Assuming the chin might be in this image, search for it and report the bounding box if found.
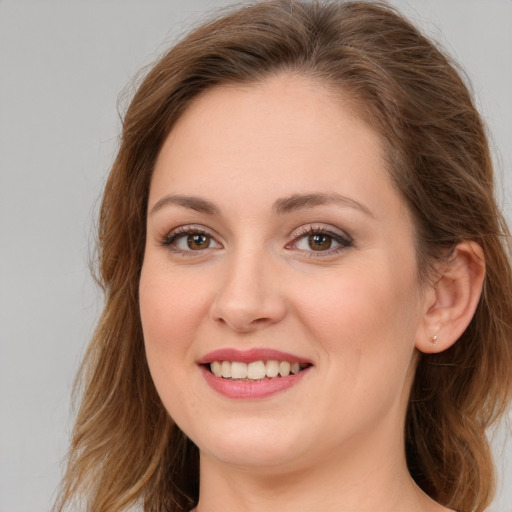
[185,416,312,470]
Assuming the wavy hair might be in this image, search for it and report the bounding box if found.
[55,2,512,511]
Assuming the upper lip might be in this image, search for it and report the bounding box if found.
[197,348,312,365]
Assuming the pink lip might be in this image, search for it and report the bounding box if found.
[197,348,313,400]
[200,365,311,399]
[197,348,310,365]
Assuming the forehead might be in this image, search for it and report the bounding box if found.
[152,75,383,187]
[150,73,408,224]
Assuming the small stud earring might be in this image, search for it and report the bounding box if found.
[430,335,438,344]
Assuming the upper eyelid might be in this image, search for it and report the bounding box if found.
[290,224,352,241]
[165,224,216,237]
[162,225,220,244]
[161,227,223,255]
[159,223,352,249]
[287,224,353,253]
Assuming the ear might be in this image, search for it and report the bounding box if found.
[416,241,485,354]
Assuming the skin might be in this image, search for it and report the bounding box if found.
[139,74,459,512]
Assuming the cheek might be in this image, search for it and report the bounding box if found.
[295,259,421,431]
[300,264,413,334]
[139,263,213,428]
[139,263,217,429]
[139,264,211,357]
[294,257,420,377]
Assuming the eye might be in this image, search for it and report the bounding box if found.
[181,233,212,250]
[162,226,222,254]
[288,226,352,255]
[298,233,335,251]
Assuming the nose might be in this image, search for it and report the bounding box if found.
[210,250,287,333]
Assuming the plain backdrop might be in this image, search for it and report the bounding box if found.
[0,1,511,511]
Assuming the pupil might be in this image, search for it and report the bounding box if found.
[188,234,209,249]
[309,234,331,250]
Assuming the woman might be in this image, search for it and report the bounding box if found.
[55,1,512,511]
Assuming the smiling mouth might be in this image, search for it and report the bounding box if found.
[207,360,312,381]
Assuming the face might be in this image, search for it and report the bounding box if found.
[140,74,427,474]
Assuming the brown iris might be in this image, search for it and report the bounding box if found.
[308,233,332,251]
[187,234,210,250]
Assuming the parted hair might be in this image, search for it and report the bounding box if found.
[55,2,512,511]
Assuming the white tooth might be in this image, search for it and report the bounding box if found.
[247,361,266,380]
[290,362,300,374]
[221,361,231,378]
[279,361,291,377]
[266,360,279,378]
[231,361,248,379]
[211,361,222,377]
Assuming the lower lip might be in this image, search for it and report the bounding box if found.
[200,365,311,399]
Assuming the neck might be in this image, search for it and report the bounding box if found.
[193,426,447,512]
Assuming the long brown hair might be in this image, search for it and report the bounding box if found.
[55,2,512,511]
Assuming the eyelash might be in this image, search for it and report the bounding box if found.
[160,225,221,256]
[160,224,352,257]
[287,226,352,257]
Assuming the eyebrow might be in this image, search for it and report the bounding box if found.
[150,194,220,216]
[149,192,372,217]
[273,193,373,217]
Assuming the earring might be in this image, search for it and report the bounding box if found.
[430,334,438,344]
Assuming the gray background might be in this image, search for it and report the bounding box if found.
[0,1,510,511]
